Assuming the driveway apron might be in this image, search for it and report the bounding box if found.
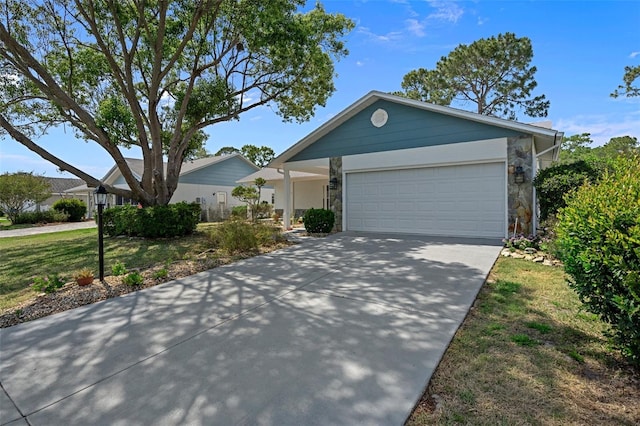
[0,232,501,425]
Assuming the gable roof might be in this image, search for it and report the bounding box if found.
[101,153,257,183]
[44,177,85,193]
[270,91,563,167]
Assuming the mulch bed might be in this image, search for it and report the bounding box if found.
[0,242,292,329]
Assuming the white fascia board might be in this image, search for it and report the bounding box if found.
[343,138,507,172]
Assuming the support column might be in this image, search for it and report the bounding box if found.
[329,157,343,232]
[283,168,291,229]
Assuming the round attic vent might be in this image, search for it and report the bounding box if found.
[371,108,388,128]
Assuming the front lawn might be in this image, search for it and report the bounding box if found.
[0,223,219,312]
[406,257,639,425]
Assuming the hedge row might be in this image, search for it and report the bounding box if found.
[101,202,201,238]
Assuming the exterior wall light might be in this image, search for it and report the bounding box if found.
[514,166,525,184]
[329,177,338,190]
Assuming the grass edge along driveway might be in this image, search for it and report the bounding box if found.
[406,256,640,426]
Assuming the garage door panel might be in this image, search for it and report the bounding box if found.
[346,163,505,238]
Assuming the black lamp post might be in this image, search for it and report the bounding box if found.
[94,185,108,281]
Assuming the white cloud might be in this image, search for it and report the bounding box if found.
[405,18,426,37]
[555,110,640,146]
[477,16,487,26]
[249,115,262,121]
[357,26,403,43]
[356,60,365,67]
[427,1,464,23]
[630,51,640,58]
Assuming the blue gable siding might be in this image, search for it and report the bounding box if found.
[179,156,258,186]
[289,100,525,162]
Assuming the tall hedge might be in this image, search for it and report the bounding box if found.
[53,198,87,222]
[102,202,201,238]
[533,160,603,221]
[556,154,640,364]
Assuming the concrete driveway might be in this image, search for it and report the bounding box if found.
[0,232,501,425]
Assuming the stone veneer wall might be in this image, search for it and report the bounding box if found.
[329,157,342,232]
[507,136,534,235]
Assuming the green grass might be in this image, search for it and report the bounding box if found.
[0,224,218,311]
[407,257,640,425]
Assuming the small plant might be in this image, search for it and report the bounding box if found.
[33,274,65,293]
[123,271,144,286]
[72,267,95,285]
[73,267,94,280]
[502,234,540,251]
[112,261,127,276]
[153,268,168,279]
[510,334,540,347]
[567,350,585,364]
[526,321,552,334]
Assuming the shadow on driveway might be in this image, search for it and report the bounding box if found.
[0,232,502,425]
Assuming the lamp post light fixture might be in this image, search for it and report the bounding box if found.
[94,185,108,281]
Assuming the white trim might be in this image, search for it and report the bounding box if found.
[343,138,507,173]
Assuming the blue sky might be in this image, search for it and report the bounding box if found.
[1,0,639,178]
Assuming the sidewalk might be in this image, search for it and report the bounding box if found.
[0,221,97,238]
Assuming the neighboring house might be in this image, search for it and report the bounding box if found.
[67,154,272,219]
[24,177,85,212]
[269,91,563,238]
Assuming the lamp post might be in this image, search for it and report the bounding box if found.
[94,185,108,281]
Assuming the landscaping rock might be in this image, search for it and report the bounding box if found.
[524,247,537,255]
[533,256,545,263]
[511,252,525,259]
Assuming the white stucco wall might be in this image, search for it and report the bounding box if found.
[342,138,508,172]
[273,180,325,211]
[172,183,274,209]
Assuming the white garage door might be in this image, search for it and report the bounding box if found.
[346,162,506,238]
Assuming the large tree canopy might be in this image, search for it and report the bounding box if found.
[0,0,353,205]
[214,144,274,167]
[396,32,549,120]
[0,172,51,222]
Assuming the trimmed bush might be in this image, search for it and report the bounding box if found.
[13,210,68,224]
[556,154,640,364]
[53,198,87,222]
[533,160,604,221]
[102,202,200,238]
[302,208,335,234]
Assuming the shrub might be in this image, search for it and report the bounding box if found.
[33,274,65,293]
[556,154,640,364]
[231,205,247,219]
[533,160,605,221]
[13,209,68,224]
[111,261,127,276]
[208,220,284,254]
[102,202,200,238]
[123,271,144,286]
[302,208,335,234]
[53,198,87,222]
[502,234,540,251]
